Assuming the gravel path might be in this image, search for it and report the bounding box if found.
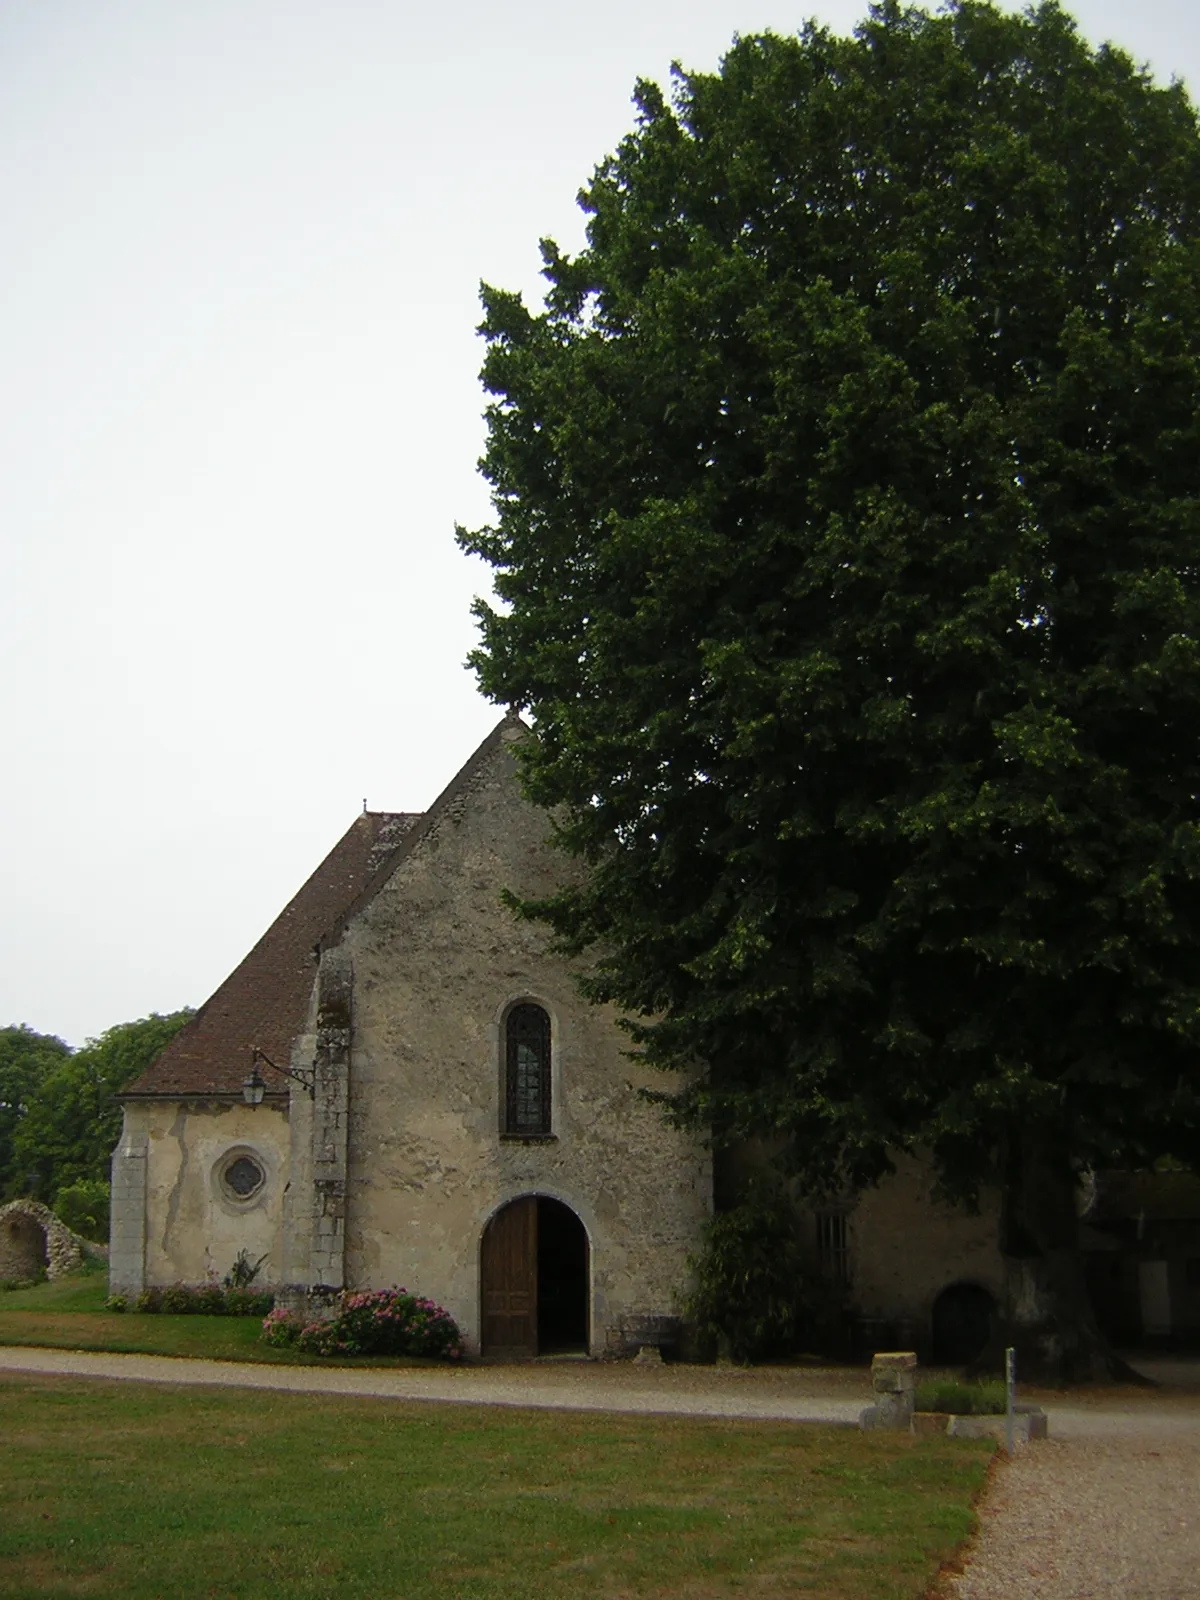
[940,1428,1200,1600]
[5,1346,1199,1595]
[0,1345,865,1422]
[940,1363,1200,1600]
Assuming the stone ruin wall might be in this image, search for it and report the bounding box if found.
[0,1199,90,1283]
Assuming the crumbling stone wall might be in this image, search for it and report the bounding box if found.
[0,1199,86,1282]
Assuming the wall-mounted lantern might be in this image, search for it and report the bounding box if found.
[242,1045,316,1106]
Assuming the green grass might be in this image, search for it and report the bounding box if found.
[915,1379,1007,1416]
[0,1272,482,1367]
[0,1372,991,1599]
[0,1267,110,1313]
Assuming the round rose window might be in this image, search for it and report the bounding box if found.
[222,1154,264,1200]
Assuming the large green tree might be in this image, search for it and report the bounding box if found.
[460,1,1200,1379]
[12,1011,192,1203]
[0,1026,72,1199]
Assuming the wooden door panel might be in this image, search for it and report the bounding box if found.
[482,1196,537,1355]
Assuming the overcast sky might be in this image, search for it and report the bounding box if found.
[3,0,1199,1048]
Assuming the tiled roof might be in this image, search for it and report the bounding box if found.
[123,811,420,1098]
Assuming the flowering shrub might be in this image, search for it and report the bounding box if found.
[130,1283,273,1317]
[261,1306,304,1348]
[261,1288,464,1360]
[224,1286,273,1317]
[296,1318,358,1358]
[335,1289,464,1358]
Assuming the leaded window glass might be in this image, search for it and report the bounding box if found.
[505,1004,551,1136]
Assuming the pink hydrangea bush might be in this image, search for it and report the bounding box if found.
[260,1288,464,1360]
[261,1305,304,1348]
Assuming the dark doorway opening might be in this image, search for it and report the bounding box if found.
[536,1197,589,1353]
[931,1282,995,1365]
[3,1212,49,1282]
[480,1194,589,1356]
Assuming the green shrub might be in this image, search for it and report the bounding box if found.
[192,1284,227,1315]
[53,1179,111,1243]
[132,1282,273,1317]
[682,1177,813,1363]
[915,1379,1006,1415]
[105,1295,128,1313]
[224,1287,273,1317]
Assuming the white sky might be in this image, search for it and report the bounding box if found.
[3,0,1199,1047]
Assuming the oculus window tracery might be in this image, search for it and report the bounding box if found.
[220,1153,265,1201]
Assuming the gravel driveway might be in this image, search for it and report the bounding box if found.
[941,1360,1200,1600]
[0,1345,865,1422]
[4,1346,1198,1596]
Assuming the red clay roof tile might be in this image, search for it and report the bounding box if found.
[123,811,419,1098]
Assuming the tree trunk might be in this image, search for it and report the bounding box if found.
[967,1122,1152,1386]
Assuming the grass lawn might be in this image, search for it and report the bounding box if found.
[0,1372,991,1600]
[0,1272,437,1367]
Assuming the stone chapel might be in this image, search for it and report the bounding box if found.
[113,715,1012,1359]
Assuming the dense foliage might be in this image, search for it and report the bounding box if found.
[460,1,1200,1376]
[113,1284,274,1317]
[0,1026,71,1200]
[7,1011,192,1208]
[52,1178,112,1243]
[682,1177,814,1361]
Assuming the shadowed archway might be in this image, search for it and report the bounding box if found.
[931,1282,996,1365]
[481,1195,589,1356]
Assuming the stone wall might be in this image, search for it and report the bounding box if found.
[111,1097,289,1294]
[289,724,712,1354]
[0,1199,87,1282]
[847,1153,1005,1339]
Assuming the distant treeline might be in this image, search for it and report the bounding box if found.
[0,1011,193,1239]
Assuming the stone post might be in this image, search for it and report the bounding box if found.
[109,1119,147,1297]
[860,1350,918,1430]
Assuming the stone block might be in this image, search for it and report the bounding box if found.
[862,1350,918,1430]
[632,1345,664,1365]
[871,1351,917,1393]
[910,1411,951,1436]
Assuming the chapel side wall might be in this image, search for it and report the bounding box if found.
[132,1099,289,1288]
[341,728,712,1353]
[848,1154,1005,1334]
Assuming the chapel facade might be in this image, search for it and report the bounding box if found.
[113,715,1012,1359]
[112,717,713,1356]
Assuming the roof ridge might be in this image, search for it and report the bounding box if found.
[316,712,527,955]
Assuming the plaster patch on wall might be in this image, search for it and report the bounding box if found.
[161,1105,191,1255]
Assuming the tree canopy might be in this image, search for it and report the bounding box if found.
[8,1011,192,1204]
[459,1,1200,1376]
[0,1025,72,1200]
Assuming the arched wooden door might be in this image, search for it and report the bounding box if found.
[481,1196,589,1357]
[481,1196,538,1355]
